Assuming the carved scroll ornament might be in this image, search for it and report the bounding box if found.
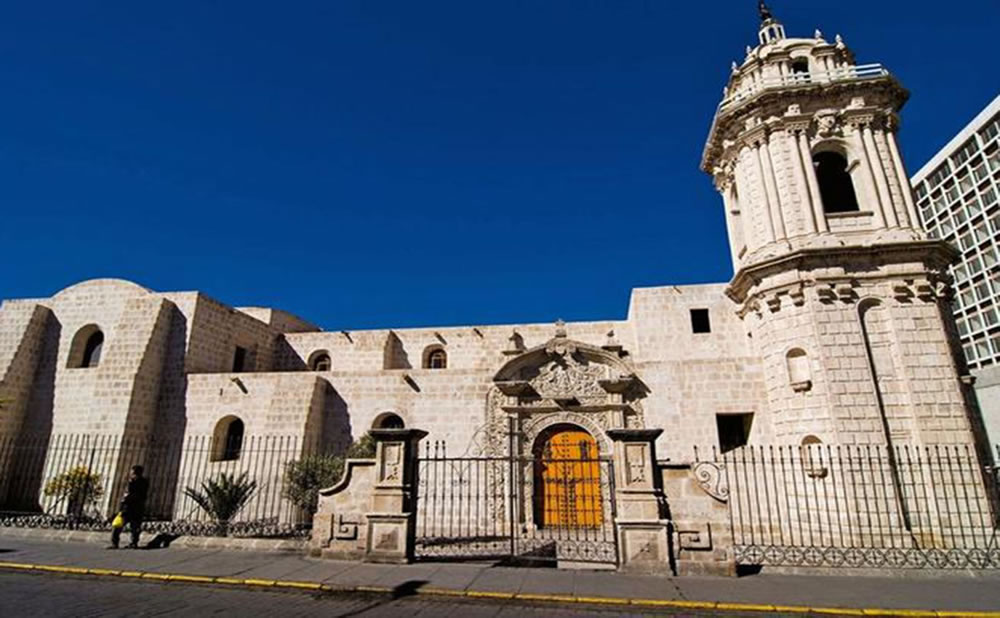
[692,461,730,502]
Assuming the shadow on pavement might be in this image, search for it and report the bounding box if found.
[328,579,429,618]
[142,534,180,550]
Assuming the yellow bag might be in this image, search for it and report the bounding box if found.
[111,512,124,529]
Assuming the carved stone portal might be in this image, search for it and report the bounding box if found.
[476,335,648,458]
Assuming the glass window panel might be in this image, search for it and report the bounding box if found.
[969,312,984,332]
[976,280,991,300]
[983,185,998,206]
[961,289,977,307]
[983,249,998,268]
[975,222,990,243]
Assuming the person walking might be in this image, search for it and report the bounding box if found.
[110,465,149,549]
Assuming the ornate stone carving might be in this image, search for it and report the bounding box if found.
[814,111,840,137]
[529,360,606,401]
[692,461,730,502]
[625,443,647,485]
[380,443,401,481]
[335,514,359,540]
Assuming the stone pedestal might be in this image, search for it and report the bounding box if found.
[606,429,671,574]
[363,428,427,563]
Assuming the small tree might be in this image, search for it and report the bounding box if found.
[283,433,377,515]
[44,466,104,518]
[184,472,257,536]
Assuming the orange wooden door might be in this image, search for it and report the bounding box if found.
[540,430,602,528]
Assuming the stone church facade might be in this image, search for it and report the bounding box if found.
[0,6,993,572]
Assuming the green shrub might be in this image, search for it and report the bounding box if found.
[283,433,377,514]
[184,472,257,536]
[44,466,104,517]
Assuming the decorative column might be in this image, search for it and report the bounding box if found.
[883,118,922,230]
[796,131,828,233]
[606,429,671,573]
[861,123,899,227]
[749,144,778,244]
[848,123,888,228]
[762,133,789,239]
[363,428,427,563]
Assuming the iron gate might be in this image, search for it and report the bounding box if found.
[414,441,618,566]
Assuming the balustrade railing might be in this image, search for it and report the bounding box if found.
[719,63,891,113]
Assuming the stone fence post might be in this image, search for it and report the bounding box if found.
[606,429,672,573]
[310,428,426,563]
[364,428,427,563]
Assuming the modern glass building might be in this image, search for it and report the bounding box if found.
[912,94,1000,370]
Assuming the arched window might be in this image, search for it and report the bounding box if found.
[813,151,860,213]
[786,348,812,391]
[373,412,405,429]
[68,325,105,369]
[309,351,331,372]
[212,416,245,461]
[424,347,447,369]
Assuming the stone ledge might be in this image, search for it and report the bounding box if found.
[0,526,307,553]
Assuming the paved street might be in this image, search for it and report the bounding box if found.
[2,533,1000,615]
[1,571,769,617]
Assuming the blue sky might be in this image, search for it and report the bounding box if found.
[1,1,998,329]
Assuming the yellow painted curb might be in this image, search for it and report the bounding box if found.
[0,562,35,570]
[214,577,244,585]
[772,605,814,614]
[140,572,171,581]
[274,580,323,591]
[717,602,776,612]
[243,578,276,587]
[354,585,392,593]
[813,608,866,616]
[167,574,215,584]
[630,599,717,610]
[514,593,578,603]
[87,568,121,576]
[416,587,467,597]
[936,613,1000,618]
[118,570,144,578]
[862,609,937,617]
[35,565,89,575]
[575,595,630,605]
[466,590,515,600]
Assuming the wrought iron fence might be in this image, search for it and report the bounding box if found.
[0,433,326,538]
[696,444,1000,569]
[415,441,618,565]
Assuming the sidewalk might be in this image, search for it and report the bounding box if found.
[1,533,999,615]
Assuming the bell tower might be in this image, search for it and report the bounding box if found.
[702,3,980,447]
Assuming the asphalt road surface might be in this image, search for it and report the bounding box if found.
[0,571,785,617]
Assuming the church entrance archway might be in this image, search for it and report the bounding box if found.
[533,425,603,529]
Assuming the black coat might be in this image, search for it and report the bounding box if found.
[121,477,149,516]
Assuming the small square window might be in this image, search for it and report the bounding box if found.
[690,309,711,334]
[717,413,754,453]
